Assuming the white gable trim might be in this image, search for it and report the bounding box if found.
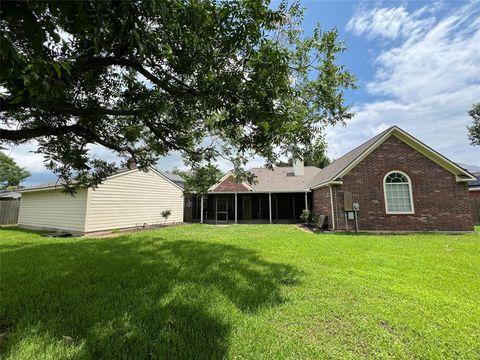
[208,171,254,192]
[330,126,476,184]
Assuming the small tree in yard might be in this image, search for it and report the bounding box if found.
[161,209,172,226]
[0,151,30,189]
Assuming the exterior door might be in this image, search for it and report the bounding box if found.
[242,196,252,220]
[216,197,228,223]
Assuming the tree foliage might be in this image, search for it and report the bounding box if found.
[0,151,30,189]
[468,103,480,146]
[171,164,222,196]
[275,139,330,168]
[0,0,355,190]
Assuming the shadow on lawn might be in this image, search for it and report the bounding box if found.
[0,233,300,359]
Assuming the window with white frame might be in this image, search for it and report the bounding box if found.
[384,171,414,214]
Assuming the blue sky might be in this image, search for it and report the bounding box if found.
[7,0,480,186]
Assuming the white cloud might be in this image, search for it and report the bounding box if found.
[346,4,437,40]
[335,2,480,166]
[6,144,48,173]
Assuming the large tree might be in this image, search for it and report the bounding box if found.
[275,138,330,168]
[468,103,480,146]
[0,151,30,189]
[0,0,355,191]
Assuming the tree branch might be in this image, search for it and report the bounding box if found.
[1,124,82,141]
[84,57,200,96]
[52,104,139,117]
[0,97,139,116]
[0,123,135,156]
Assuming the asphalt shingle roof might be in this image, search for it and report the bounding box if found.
[306,127,393,188]
[248,166,322,192]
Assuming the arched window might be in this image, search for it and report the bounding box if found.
[384,171,414,214]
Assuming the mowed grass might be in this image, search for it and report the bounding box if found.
[0,225,479,359]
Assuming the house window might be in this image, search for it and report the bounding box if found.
[384,171,414,214]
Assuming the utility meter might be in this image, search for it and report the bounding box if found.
[352,203,360,211]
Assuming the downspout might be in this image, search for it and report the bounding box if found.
[334,187,339,230]
[200,195,204,223]
[329,186,335,230]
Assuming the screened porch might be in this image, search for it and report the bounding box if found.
[184,192,312,224]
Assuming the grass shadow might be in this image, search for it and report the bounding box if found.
[0,234,300,359]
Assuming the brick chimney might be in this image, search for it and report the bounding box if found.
[293,159,304,176]
[126,158,137,170]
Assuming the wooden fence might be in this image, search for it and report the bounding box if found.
[471,199,480,225]
[0,199,20,225]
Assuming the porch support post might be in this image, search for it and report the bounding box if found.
[292,194,295,219]
[269,192,272,224]
[235,193,238,224]
[200,195,204,223]
[304,191,308,210]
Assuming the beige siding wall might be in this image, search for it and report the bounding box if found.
[18,189,88,232]
[85,170,183,232]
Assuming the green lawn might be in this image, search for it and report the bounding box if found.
[1,225,479,359]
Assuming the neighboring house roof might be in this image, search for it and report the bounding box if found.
[456,164,480,190]
[468,172,480,189]
[0,190,21,199]
[19,167,184,193]
[160,172,185,188]
[16,180,67,192]
[458,163,480,173]
[309,126,476,189]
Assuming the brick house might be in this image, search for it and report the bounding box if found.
[188,126,475,232]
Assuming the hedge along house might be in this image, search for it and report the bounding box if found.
[197,126,476,231]
[18,168,184,235]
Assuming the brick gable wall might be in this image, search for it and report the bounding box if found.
[213,176,250,192]
[313,135,473,231]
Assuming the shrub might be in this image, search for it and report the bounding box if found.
[161,209,172,225]
[300,209,315,225]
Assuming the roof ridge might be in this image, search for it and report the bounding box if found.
[321,127,392,170]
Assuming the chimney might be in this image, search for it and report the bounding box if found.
[126,158,137,170]
[293,159,304,176]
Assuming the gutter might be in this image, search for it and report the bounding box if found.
[310,180,343,190]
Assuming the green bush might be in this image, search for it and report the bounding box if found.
[300,209,315,225]
[161,209,172,225]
